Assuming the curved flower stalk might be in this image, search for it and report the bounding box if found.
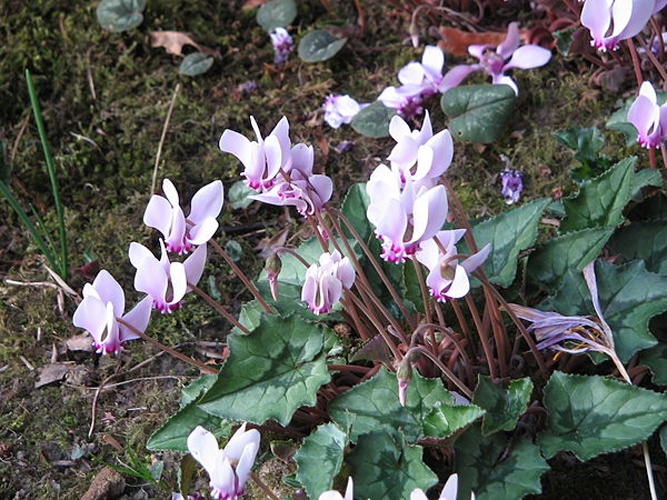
[219,116,292,191]
[387,111,454,185]
[323,94,366,128]
[627,81,667,148]
[366,165,448,263]
[378,45,451,119]
[319,477,354,500]
[72,270,152,355]
[187,424,260,500]
[415,230,491,302]
[129,241,207,313]
[144,179,224,254]
[581,0,656,51]
[302,250,356,315]
[442,22,552,94]
[411,474,475,500]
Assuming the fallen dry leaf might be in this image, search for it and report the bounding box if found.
[148,31,219,58]
[81,465,125,500]
[437,27,514,56]
[66,333,94,352]
[35,361,76,388]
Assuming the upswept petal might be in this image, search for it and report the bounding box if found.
[189,180,224,226]
[611,0,652,42]
[188,218,219,246]
[183,243,208,289]
[187,426,224,481]
[134,254,168,306]
[504,45,552,70]
[143,195,173,239]
[119,295,152,341]
[421,45,445,75]
[497,22,521,59]
[92,269,125,316]
[440,64,480,91]
[408,184,448,245]
[445,264,471,299]
[420,129,453,178]
[581,0,612,47]
[234,439,260,491]
[389,114,412,142]
[73,295,108,340]
[461,243,491,274]
[628,94,657,138]
[128,242,153,269]
[218,129,253,166]
[442,473,461,500]
[290,143,314,176]
[162,178,179,207]
[224,423,260,460]
[492,75,518,95]
[398,61,427,86]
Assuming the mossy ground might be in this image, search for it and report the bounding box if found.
[0,1,658,498]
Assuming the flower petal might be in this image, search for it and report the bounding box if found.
[189,180,224,226]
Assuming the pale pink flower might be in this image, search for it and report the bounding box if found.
[581,0,655,51]
[319,477,354,500]
[301,250,355,315]
[323,94,365,128]
[627,81,667,148]
[411,474,475,500]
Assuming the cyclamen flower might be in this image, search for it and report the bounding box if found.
[323,94,365,128]
[411,474,475,500]
[442,22,552,94]
[129,240,207,313]
[500,169,524,205]
[187,424,260,500]
[581,0,657,51]
[387,111,454,184]
[415,230,490,302]
[270,27,294,65]
[73,270,152,355]
[627,81,667,148]
[144,179,224,254]
[319,477,354,500]
[366,165,448,263]
[301,250,355,315]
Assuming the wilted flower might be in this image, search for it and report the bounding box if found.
[415,230,490,302]
[129,241,207,313]
[442,22,552,94]
[301,250,355,315]
[73,270,152,355]
[144,179,224,254]
[187,424,260,500]
[627,81,667,148]
[581,0,656,51]
[500,169,524,205]
[319,477,354,500]
[411,474,475,500]
[323,94,365,128]
[367,165,448,263]
[270,27,294,65]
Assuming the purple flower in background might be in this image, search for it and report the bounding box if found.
[270,27,294,65]
[129,241,207,313]
[301,250,355,315]
[627,81,667,148]
[187,424,260,500]
[73,270,152,355]
[323,94,365,128]
[144,179,224,254]
[442,22,552,94]
[319,477,354,500]
[581,0,656,51]
[500,169,524,205]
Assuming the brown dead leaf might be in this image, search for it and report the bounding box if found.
[35,361,76,388]
[243,0,268,8]
[66,333,94,352]
[148,31,219,58]
[81,465,125,500]
[437,27,514,56]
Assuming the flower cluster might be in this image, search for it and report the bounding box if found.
[73,179,223,351]
[302,250,355,315]
[323,94,367,128]
[270,27,294,65]
[220,116,332,216]
[187,424,260,500]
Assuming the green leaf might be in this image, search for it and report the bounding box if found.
[0,139,9,185]
[560,157,653,232]
[441,84,516,143]
[422,403,485,439]
[552,126,612,182]
[227,180,255,210]
[197,313,331,426]
[456,425,549,500]
[96,0,145,32]
[340,183,372,242]
[351,101,396,138]
[607,220,667,277]
[473,376,533,436]
[256,0,297,32]
[328,367,453,443]
[298,30,347,62]
[640,342,667,386]
[348,431,438,500]
[178,52,214,76]
[469,198,551,287]
[526,227,613,292]
[294,423,349,499]
[539,371,667,461]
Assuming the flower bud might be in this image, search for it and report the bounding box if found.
[396,356,413,407]
[266,253,282,301]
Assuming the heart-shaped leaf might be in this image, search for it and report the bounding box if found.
[298,29,347,62]
[96,0,145,32]
[351,101,396,138]
[256,0,297,32]
[179,52,214,76]
[441,84,516,143]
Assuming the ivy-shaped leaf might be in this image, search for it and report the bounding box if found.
[298,30,347,62]
[256,0,297,32]
[473,376,533,436]
[640,342,667,386]
[329,367,453,443]
[422,403,485,439]
[179,52,214,76]
[539,371,667,461]
[351,101,396,138]
[607,220,667,277]
[96,0,145,32]
[456,424,549,500]
[348,431,438,500]
[197,313,331,425]
[468,198,551,287]
[340,182,372,242]
[294,423,349,499]
[441,84,516,143]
